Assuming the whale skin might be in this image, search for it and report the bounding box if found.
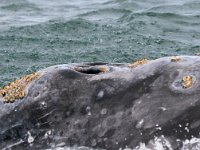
[0,56,200,149]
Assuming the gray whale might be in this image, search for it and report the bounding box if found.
[0,56,200,149]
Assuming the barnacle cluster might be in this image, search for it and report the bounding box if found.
[98,66,109,73]
[128,58,148,68]
[182,75,193,89]
[171,56,181,62]
[0,72,40,103]
[195,53,200,56]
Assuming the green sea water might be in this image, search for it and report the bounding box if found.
[0,0,200,86]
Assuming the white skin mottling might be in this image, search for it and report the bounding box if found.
[101,108,107,115]
[86,106,91,116]
[185,127,189,133]
[136,119,144,129]
[97,90,104,99]
[27,131,34,144]
[159,107,167,111]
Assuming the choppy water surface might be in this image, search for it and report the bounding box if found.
[1,1,200,149]
[0,0,200,85]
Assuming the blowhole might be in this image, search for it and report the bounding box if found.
[74,66,109,75]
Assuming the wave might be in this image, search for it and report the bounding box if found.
[0,0,40,11]
[78,8,131,23]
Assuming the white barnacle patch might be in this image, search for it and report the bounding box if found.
[134,136,200,150]
[145,136,173,150]
[27,131,34,144]
[182,137,200,149]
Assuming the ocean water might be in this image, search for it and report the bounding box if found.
[0,0,200,86]
[1,1,200,149]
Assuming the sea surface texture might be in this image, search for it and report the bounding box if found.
[0,0,200,85]
[1,1,200,150]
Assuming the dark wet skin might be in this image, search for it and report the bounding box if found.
[0,56,200,150]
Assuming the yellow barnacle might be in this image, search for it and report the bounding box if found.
[0,89,5,95]
[0,72,40,103]
[19,92,25,98]
[182,75,193,89]
[14,79,19,84]
[5,95,10,101]
[25,76,31,82]
[10,82,15,86]
[171,56,181,62]
[11,90,15,95]
[99,66,109,73]
[128,58,148,68]
[12,84,17,89]
[4,98,9,103]
[3,85,10,91]
[10,95,15,101]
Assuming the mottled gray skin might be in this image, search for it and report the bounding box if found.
[0,56,200,150]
